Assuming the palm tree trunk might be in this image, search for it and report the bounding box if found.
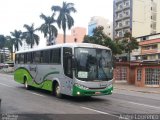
[49,32,51,45]
[16,45,19,51]
[63,29,66,43]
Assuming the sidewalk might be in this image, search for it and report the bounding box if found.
[114,81,160,94]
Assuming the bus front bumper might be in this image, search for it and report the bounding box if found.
[72,85,113,96]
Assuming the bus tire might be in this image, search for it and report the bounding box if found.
[24,77,30,90]
[54,83,62,98]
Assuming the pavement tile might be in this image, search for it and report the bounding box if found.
[114,82,160,94]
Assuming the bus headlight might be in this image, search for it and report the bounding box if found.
[77,92,80,95]
[75,83,89,90]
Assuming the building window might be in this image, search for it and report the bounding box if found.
[142,55,147,60]
[119,31,123,37]
[149,55,156,60]
[141,36,149,41]
[145,68,160,85]
[119,13,123,18]
[119,22,122,27]
[152,44,157,49]
[137,69,142,81]
[126,1,130,6]
[125,21,129,25]
[125,10,130,16]
[119,4,123,9]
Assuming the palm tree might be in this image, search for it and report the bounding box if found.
[10,30,23,51]
[0,35,6,49]
[23,24,40,48]
[39,13,58,45]
[5,36,14,61]
[51,2,76,43]
[0,35,6,62]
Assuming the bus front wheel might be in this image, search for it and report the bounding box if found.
[54,83,62,98]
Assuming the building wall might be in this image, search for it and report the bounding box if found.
[88,16,113,39]
[56,27,86,44]
[157,0,160,33]
[132,0,150,37]
[132,0,159,37]
[113,0,160,38]
[133,33,160,61]
[113,0,131,38]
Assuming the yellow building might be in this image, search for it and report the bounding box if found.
[113,0,160,38]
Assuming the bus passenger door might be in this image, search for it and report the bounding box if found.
[63,47,73,95]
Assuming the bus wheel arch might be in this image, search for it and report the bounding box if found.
[52,80,62,98]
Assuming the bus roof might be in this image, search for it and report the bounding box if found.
[16,43,111,54]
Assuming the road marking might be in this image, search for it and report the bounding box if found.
[110,96,160,110]
[0,82,13,88]
[30,92,45,97]
[81,106,125,119]
[128,101,160,110]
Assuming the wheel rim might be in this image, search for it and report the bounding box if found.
[55,85,60,96]
[25,81,28,88]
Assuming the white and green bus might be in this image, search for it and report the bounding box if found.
[14,43,113,97]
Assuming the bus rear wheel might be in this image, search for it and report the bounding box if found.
[54,83,62,98]
[24,78,30,90]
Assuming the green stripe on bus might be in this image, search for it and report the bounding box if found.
[14,68,59,91]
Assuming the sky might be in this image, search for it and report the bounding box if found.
[0,0,113,36]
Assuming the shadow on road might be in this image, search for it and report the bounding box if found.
[17,86,108,103]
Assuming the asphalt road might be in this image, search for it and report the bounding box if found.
[0,73,160,120]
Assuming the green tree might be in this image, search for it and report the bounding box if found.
[0,35,6,62]
[83,26,123,55]
[0,35,6,49]
[121,32,139,61]
[51,2,76,43]
[10,30,23,51]
[39,13,58,45]
[5,36,14,61]
[23,24,40,48]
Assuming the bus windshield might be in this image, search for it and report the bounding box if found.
[75,48,113,81]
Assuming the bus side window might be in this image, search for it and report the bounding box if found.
[27,52,33,64]
[24,53,27,64]
[19,54,24,64]
[34,51,41,63]
[50,48,61,64]
[42,50,50,63]
[63,47,73,78]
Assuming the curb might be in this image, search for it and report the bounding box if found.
[114,87,160,94]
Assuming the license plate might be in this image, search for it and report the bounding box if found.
[95,92,101,94]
